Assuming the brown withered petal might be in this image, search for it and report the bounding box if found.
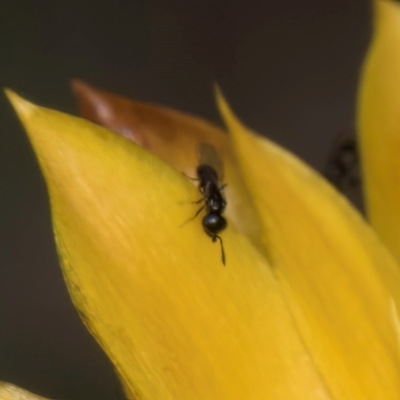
[71,79,230,177]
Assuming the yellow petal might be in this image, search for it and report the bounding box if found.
[217,90,400,399]
[7,91,334,399]
[0,382,49,400]
[358,0,400,264]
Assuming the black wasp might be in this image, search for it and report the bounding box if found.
[324,135,360,191]
[189,143,227,265]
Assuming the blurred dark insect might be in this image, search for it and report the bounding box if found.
[324,132,361,192]
[324,130,364,212]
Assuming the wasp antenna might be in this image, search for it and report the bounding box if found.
[213,235,226,266]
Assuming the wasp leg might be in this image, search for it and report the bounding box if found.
[191,198,204,204]
[180,204,206,227]
[178,198,204,205]
[182,172,200,181]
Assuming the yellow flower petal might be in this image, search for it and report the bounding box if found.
[217,90,400,399]
[0,382,49,400]
[358,0,400,264]
[7,91,334,399]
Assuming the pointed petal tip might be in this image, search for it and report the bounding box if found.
[71,78,95,96]
[70,78,99,104]
[213,83,227,112]
[4,89,36,120]
[70,77,86,89]
[0,382,48,400]
[214,85,247,137]
[213,81,223,100]
[70,78,113,121]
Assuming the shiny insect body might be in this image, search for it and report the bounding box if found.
[192,143,227,265]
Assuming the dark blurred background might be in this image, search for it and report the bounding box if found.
[0,0,370,399]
